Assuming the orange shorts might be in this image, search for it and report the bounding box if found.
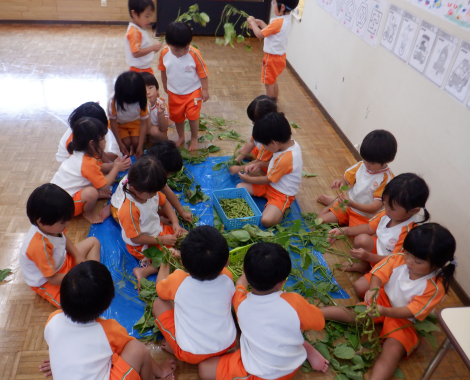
[217,349,299,380]
[119,119,142,139]
[261,53,286,85]
[30,253,75,308]
[252,184,295,213]
[130,66,154,75]
[126,224,175,260]
[73,190,84,216]
[329,201,369,227]
[155,309,236,364]
[110,353,140,380]
[168,88,202,123]
[361,288,419,357]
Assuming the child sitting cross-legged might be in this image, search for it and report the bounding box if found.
[40,261,177,380]
[198,242,328,380]
[152,225,237,365]
[237,112,302,227]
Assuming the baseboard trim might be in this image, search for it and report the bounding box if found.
[0,19,128,25]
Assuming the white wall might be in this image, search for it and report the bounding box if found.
[287,1,470,294]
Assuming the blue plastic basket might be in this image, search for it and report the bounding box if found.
[213,188,262,230]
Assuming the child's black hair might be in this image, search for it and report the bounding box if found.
[124,155,167,195]
[403,223,456,294]
[252,112,291,146]
[61,261,115,324]
[114,71,147,112]
[140,72,159,90]
[128,0,155,17]
[180,225,229,281]
[247,95,277,123]
[244,242,291,291]
[67,117,107,158]
[27,184,75,226]
[275,0,300,14]
[146,141,183,174]
[360,129,397,165]
[382,173,430,222]
[68,102,108,130]
[165,22,193,49]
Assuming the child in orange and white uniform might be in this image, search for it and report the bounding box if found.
[230,95,278,175]
[322,223,457,380]
[198,243,328,380]
[152,226,236,365]
[159,22,209,151]
[237,112,302,227]
[51,117,131,224]
[108,71,149,158]
[140,72,170,142]
[247,0,299,99]
[19,184,101,308]
[125,0,162,74]
[117,156,184,287]
[40,261,177,379]
[328,173,430,291]
[318,129,397,226]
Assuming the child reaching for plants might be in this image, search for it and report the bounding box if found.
[230,95,277,175]
[322,223,457,380]
[51,117,131,224]
[318,130,397,226]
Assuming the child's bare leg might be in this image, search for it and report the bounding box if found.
[265,82,279,99]
[188,119,199,151]
[122,136,132,152]
[303,341,329,373]
[236,182,254,195]
[369,338,406,380]
[261,205,284,228]
[353,276,370,299]
[317,194,336,206]
[120,339,177,380]
[74,237,101,263]
[134,265,159,289]
[131,136,140,154]
[81,187,103,224]
[149,126,169,142]
[99,204,111,221]
[104,152,118,161]
[318,209,340,224]
[175,122,185,147]
[342,234,374,272]
[152,296,176,355]
[321,306,356,323]
[198,357,222,380]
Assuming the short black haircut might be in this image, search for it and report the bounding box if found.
[27,184,75,226]
[140,72,159,90]
[360,129,397,165]
[128,0,155,17]
[247,95,277,123]
[125,155,167,194]
[244,243,291,291]
[276,0,300,13]
[68,102,107,130]
[114,71,147,112]
[67,117,108,157]
[180,225,229,281]
[252,112,292,145]
[165,22,193,49]
[146,141,183,174]
[61,261,115,324]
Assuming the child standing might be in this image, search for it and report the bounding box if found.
[51,117,130,224]
[108,71,149,158]
[237,112,302,227]
[152,226,237,364]
[126,0,162,74]
[198,242,328,380]
[159,22,210,151]
[40,261,177,379]
[322,223,457,380]
[140,72,170,142]
[318,130,397,226]
[247,0,299,99]
[19,184,101,308]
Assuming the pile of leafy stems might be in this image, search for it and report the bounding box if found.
[215,5,252,51]
[212,144,243,172]
[199,113,248,143]
[178,145,221,165]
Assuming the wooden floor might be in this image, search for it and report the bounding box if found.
[0,24,467,380]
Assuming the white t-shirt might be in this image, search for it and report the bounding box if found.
[107,92,149,125]
[149,98,170,126]
[267,140,303,196]
[124,22,154,69]
[110,175,127,209]
[261,15,292,56]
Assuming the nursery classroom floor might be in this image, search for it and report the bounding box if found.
[0,23,467,380]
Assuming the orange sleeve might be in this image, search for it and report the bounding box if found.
[233,285,248,315]
[99,318,136,355]
[140,105,149,119]
[370,254,404,286]
[81,156,107,189]
[373,171,393,199]
[407,279,445,321]
[25,233,57,278]
[158,191,166,206]
[118,199,141,239]
[261,18,283,37]
[392,223,416,254]
[46,309,64,326]
[126,25,142,53]
[267,151,293,183]
[368,210,386,232]
[221,267,234,282]
[344,162,362,185]
[156,269,189,300]
[189,48,209,78]
[257,146,273,162]
[280,292,325,331]
[158,47,169,71]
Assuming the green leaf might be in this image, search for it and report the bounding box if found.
[301,360,313,373]
[205,134,214,141]
[341,185,349,191]
[301,171,318,177]
[0,268,12,282]
[237,34,245,43]
[314,342,331,360]
[200,12,210,22]
[290,122,301,129]
[212,162,225,171]
[354,305,367,314]
[333,343,355,360]
[393,368,404,379]
[245,45,252,52]
[342,369,364,380]
[230,230,251,242]
[215,37,223,46]
[335,375,349,380]
[291,219,302,233]
[414,319,440,333]
[351,355,364,368]
[418,330,438,350]
[207,144,221,153]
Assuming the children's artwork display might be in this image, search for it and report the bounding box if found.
[407,0,470,30]
[393,12,420,61]
[445,41,470,102]
[363,0,389,47]
[424,31,459,87]
[408,21,439,73]
[381,5,404,51]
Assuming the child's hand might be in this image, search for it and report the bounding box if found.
[238,172,250,182]
[364,289,378,306]
[157,101,166,115]
[236,273,249,288]
[159,234,177,246]
[181,210,193,223]
[153,41,162,52]
[244,163,258,173]
[350,248,368,261]
[172,225,186,238]
[135,146,144,159]
[114,155,131,172]
[159,358,177,378]
[39,358,52,377]
[331,179,343,189]
[247,16,256,23]
[337,192,350,203]
[327,228,343,243]
[202,89,210,102]
[119,143,130,157]
[236,153,246,163]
